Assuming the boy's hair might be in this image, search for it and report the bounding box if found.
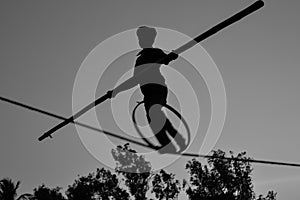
[136,26,157,41]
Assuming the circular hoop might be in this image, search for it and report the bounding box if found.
[132,101,191,152]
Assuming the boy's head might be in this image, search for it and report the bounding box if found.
[136,26,157,48]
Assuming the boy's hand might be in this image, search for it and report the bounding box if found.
[162,51,179,65]
[168,51,178,61]
[107,90,117,99]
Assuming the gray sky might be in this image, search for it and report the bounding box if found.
[1,0,300,199]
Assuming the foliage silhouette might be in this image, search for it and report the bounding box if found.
[31,185,66,200]
[1,145,277,200]
[66,168,129,200]
[185,150,276,200]
[0,178,32,200]
[111,143,182,200]
[257,191,277,200]
[151,169,181,200]
[112,143,153,199]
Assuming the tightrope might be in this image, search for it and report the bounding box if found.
[1,96,300,168]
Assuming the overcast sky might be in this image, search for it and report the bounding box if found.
[1,0,300,199]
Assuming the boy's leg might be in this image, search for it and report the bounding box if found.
[164,119,186,152]
[145,103,176,152]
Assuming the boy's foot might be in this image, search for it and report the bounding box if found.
[157,144,177,154]
[175,135,187,153]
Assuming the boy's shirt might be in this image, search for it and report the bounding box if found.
[134,48,168,87]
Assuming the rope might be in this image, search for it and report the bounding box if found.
[1,95,300,168]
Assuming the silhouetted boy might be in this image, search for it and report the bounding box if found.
[108,26,186,153]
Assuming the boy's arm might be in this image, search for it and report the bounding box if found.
[161,51,179,65]
[108,76,139,98]
[107,50,178,98]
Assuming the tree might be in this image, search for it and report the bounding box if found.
[32,184,66,200]
[111,143,181,200]
[66,168,129,200]
[184,149,277,200]
[1,147,277,200]
[151,169,181,200]
[112,143,152,200]
[0,178,32,200]
[257,191,277,200]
